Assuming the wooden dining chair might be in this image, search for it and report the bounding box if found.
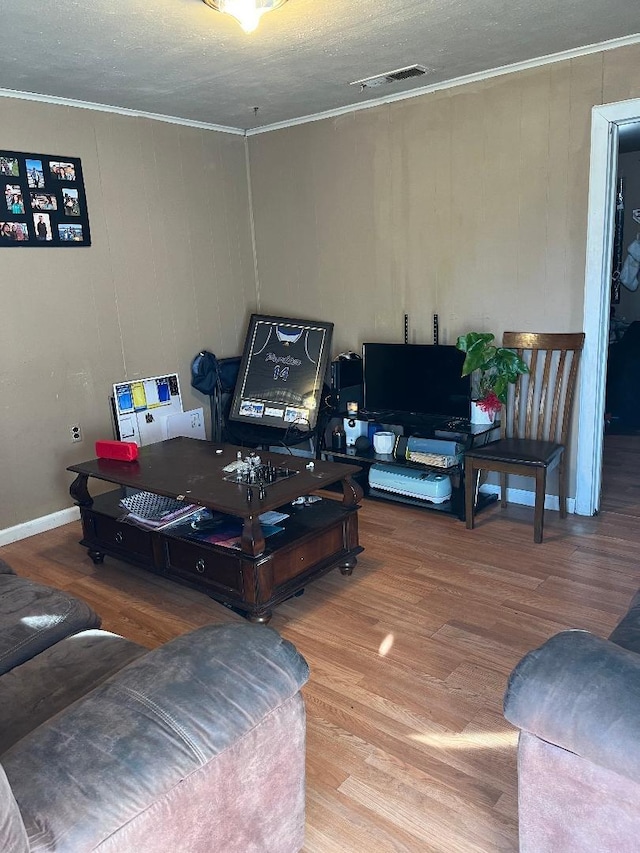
[464,332,585,543]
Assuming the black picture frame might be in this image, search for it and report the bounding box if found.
[229,314,334,431]
[0,150,91,246]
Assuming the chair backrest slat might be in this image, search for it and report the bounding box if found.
[561,350,581,445]
[506,349,524,439]
[524,348,539,440]
[537,349,554,440]
[549,349,567,440]
[502,332,585,445]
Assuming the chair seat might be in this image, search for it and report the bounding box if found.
[465,438,564,468]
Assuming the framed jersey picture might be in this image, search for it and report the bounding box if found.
[229,314,334,430]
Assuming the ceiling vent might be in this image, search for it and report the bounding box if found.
[351,64,430,90]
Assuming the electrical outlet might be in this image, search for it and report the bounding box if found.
[70,424,82,443]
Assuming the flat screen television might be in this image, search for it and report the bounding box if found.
[362,343,470,419]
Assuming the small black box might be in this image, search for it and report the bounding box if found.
[330,358,363,391]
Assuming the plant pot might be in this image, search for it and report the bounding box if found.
[470,400,496,425]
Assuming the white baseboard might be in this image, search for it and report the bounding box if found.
[0,506,80,547]
[480,485,576,514]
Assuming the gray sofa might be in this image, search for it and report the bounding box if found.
[504,590,640,852]
[0,558,309,852]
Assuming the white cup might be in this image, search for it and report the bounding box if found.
[373,431,395,454]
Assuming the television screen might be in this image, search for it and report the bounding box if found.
[362,343,470,418]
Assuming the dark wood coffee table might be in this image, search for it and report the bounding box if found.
[68,437,363,623]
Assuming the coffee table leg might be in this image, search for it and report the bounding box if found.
[341,475,364,506]
[240,516,266,557]
[339,556,357,576]
[247,608,272,624]
[88,550,105,564]
[69,473,92,506]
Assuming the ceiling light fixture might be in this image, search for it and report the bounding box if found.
[202,0,289,34]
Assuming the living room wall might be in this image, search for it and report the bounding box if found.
[247,43,640,501]
[0,98,255,533]
[3,42,640,536]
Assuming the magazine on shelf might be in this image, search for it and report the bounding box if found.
[208,523,284,550]
[118,491,203,530]
[167,512,284,549]
[118,491,287,544]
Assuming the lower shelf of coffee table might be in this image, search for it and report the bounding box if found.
[78,489,362,622]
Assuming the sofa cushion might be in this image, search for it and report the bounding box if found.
[608,588,640,653]
[0,629,147,755]
[0,574,100,675]
[0,559,16,576]
[0,763,28,853]
[2,623,309,852]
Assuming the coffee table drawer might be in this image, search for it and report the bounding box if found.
[84,512,154,560]
[272,523,346,585]
[165,538,244,595]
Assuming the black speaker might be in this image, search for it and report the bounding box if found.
[330,357,363,390]
[330,358,363,412]
[354,435,371,453]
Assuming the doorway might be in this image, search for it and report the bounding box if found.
[600,133,640,515]
[576,99,640,516]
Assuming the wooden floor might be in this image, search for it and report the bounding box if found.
[3,469,640,852]
[601,433,640,517]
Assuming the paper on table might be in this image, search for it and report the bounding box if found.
[259,510,290,524]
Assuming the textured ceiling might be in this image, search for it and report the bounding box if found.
[1,0,639,133]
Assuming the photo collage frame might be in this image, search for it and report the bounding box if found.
[0,150,91,246]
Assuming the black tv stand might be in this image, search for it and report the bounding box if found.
[322,414,498,520]
[358,409,473,437]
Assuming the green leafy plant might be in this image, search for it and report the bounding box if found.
[456,332,529,414]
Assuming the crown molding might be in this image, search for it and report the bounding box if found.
[246,32,640,136]
[1,31,639,137]
[0,87,245,135]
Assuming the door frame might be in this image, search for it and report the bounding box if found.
[576,99,640,515]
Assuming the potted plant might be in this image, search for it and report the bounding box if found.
[456,332,529,423]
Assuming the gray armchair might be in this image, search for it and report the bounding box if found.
[0,561,309,852]
[504,627,640,852]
